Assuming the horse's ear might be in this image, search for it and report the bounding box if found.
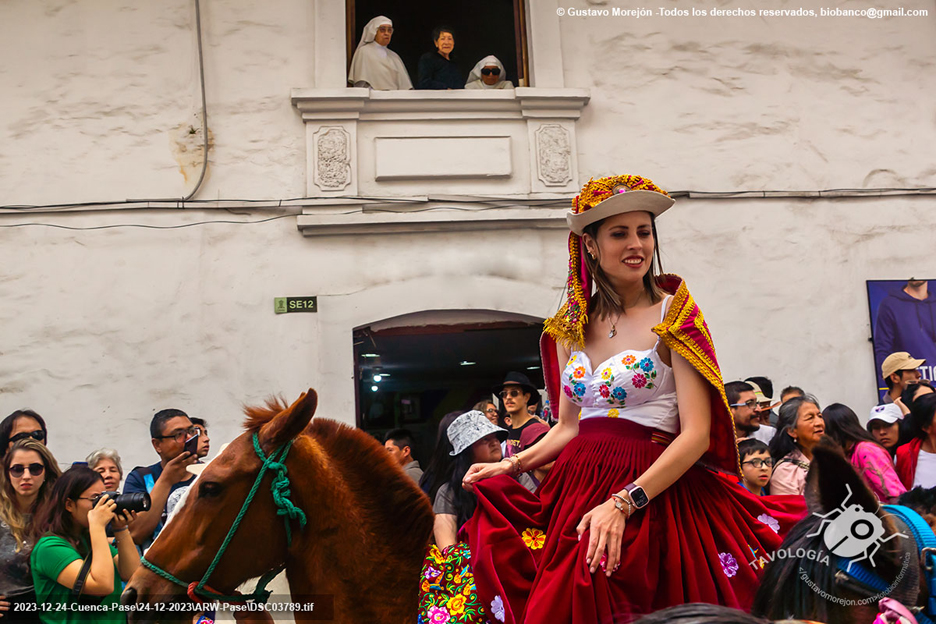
[259,389,318,451]
[804,435,878,514]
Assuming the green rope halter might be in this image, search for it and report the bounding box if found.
[141,432,307,604]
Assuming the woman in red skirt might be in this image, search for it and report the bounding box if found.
[461,175,806,623]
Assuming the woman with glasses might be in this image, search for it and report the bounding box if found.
[0,410,48,457]
[30,467,139,623]
[822,403,905,503]
[348,15,413,90]
[0,439,61,621]
[461,175,806,623]
[768,396,825,495]
[465,55,512,90]
[473,400,500,426]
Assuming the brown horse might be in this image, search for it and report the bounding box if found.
[122,390,434,623]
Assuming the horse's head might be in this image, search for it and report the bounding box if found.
[752,437,920,624]
[123,390,318,619]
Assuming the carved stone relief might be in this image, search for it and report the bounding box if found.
[534,124,572,187]
[313,126,351,191]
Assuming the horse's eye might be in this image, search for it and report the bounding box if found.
[199,481,221,498]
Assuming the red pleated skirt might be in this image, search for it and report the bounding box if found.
[461,418,807,624]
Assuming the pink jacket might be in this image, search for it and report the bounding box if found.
[850,441,906,502]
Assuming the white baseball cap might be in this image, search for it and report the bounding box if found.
[868,403,902,425]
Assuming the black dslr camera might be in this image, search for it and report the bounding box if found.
[90,491,151,513]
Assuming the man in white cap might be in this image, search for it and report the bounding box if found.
[881,351,925,405]
[867,404,903,457]
[348,16,413,90]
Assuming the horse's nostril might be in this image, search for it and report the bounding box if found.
[120,586,138,606]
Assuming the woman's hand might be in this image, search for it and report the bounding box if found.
[111,509,137,532]
[462,459,512,492]
[576,499,627,577]
[87,494,118,530]
[0,595,10,618]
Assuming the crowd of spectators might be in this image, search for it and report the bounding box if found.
[0,348,930,621]
[0,407,211,620]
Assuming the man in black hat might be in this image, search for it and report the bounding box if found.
[494,372,550,469]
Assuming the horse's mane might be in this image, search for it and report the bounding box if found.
[301,418,433,555]
[241,397,433,565]
[243,396,289,432]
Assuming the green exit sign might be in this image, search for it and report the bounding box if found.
[274,297,318,314]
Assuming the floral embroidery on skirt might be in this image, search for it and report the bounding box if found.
[418,542,489,624]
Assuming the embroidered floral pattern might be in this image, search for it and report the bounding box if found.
[447,595,467,616]
[491,596,506,623]
[719,552,739,578]
[418,543,489,623]
[521,528,546,550]
[608,408,620,418]
[757,514,780,534]
[428,606,450,623]
[563,345,667,412]
[622,356,657,390]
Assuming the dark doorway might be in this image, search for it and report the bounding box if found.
[348,0,528,87]
[354,314,544,468]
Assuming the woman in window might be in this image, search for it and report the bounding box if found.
[0,439,61,621]
[348,16,413,90]
[465,55,513,90]
[417,27,464,90]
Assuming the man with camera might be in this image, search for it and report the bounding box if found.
[123,409,199,550]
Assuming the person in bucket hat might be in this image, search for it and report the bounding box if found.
[459,175,806,622]
[417,411,531,623]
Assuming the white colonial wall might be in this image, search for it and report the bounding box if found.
[1,0,934,469]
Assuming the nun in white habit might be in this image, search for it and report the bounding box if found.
[348,16,413,90]
[465,55,513,90]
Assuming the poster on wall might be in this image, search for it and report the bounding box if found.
[867,278,936,402]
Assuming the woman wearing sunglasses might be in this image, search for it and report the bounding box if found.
[31,467,139,623]
[465,55,512,90]
[0,438,61,621]
[0,410,48,457]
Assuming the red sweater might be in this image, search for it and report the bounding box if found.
[896,437,923,489]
